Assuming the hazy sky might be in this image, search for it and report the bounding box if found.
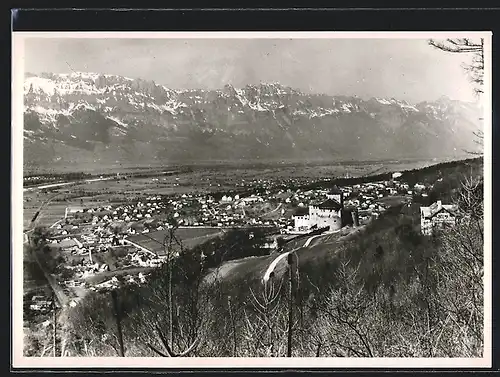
[24,37,478,103]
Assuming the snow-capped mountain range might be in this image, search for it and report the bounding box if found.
[23,72,482,168]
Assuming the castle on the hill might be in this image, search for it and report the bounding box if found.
[293,187,357,233]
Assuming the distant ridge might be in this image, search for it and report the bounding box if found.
[23,72,482,169]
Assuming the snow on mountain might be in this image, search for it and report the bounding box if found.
[25,76,59,96]
[106,115,128,127]
[376,97,393,106]
[22,72,483,168]
[25,72,427,123]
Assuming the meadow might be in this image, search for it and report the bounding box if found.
[128,228,224,255]
[21,157,442,230]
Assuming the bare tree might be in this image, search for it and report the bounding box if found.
[432,208,484,357]
[313,257,378,357]
[286,252,296,357]
[428,38,485,151]
[413,175,485,357]
[146,222,206,357]
[455,173,484,221]
[110,290,125,357]
[227,295,238,356]
[242,276,288,357]
[428,38,484,97]
[147,324,201,357]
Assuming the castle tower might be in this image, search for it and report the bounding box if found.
[326,185,344,208]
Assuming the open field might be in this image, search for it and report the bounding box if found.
[23,156,457,176]
[128,227,225,254]
[22,188,131,230]
[23,200,67,230]
[204,254,273,284]
[21,158,446,230]
[23,161,180,176]
[376,195,412,207]
[202,230,348,286]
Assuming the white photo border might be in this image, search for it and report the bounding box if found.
[11,30,493,369]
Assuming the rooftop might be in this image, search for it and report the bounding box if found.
[294,207,309,216]
[328,185,343,194]
[318,198,342,211]
[420,200,458,219]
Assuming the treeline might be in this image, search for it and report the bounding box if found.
[400,157,482,187]
[412,157,483,207]
[24,172,92,180]
[302,157,483,191]
[305,173,392,190]
[23,172,93,187]
[208,186,270,201]
[122,170,182,179]
[22,173,85,185]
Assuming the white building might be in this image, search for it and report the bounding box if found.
[414,183,426,191]
[293,207,311,233]
[64,206,85,219]
[420,200,458,236]
[242,196,259,203]
[293,187,344,233]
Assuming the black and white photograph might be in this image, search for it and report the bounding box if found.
[12,31,492,368]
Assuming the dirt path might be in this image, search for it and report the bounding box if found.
[262,232,329,283]
[261,227,351,283]
[261,203,283,217]
[28,248,69,308]
[203,255,268,284]
[262,250,292,282]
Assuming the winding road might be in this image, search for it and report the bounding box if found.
[262,232,328,283]
[23,176,115,193]
[261,227,349,284]
[27,246,70,308]
[262,250,292,282]
[261,203,283,217]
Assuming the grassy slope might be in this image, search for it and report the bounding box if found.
[198,156,484,295]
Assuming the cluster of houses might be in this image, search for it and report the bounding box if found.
[291,174,459,235]
[234,177,313,191]
[89,272,149,293]
[28,295,52,312]
[24,176,47,183]
[23,175,60,185]
[290,176,412,233]
[37,200,178,300]
[37,190,291,300]
[30,169,461,308]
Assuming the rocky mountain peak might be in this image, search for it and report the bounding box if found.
[22,72,483,169]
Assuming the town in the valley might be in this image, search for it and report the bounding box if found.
[24,169,457,315]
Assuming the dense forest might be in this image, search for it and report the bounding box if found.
[304,157,482,191]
